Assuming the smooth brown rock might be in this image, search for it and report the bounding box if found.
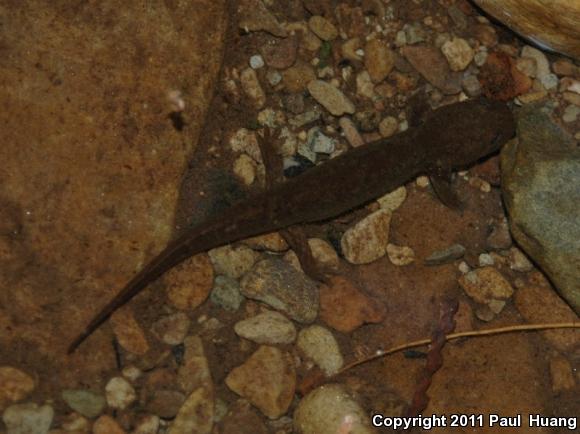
[473,0,580,59]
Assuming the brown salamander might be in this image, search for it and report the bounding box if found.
[68,98,515,353]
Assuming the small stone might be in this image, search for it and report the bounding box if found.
[508,247,533,272]
[294,384,376,434]
[151,312,190,346]
[297,325,343,376]
[550,356,576,393]
[308,238,339,271]
[266,69,282,86]
[563,91,580,106]
[121,365,142,382]
[356,71,376,100]
[110,307,150,356]
[105,377,136,410]
[353,109,380,132]
[447,4,467,29]
[0,367,34,409]
[210,275,244,312]
[342,38,362,62]
[488,298,506,315]
[61,389,106,419]
[60,413,90,432]
[474,304,496,322]
[462,74,481,96]
[540,73,559,90]
[244,232,288,252]
[283,63,316,93]
[240,68,266,109]
[93,415,126,434]
[133,415,160,434]
[341,208,391,264]
[441,37,474,71]
[229,128,262,162]
[145,389,186,419]
[261,36,298,69]
[177,336,213,395]
[208,244,259,279]
[425,244,466,265]
[234,310,296,344]
[473,24,498,47]
[386,244,415,266]
[515,57,537,78]
[233,154,257,185]
[552,59,579,77]
[166,253,213,311]
[378,116,399,138]
[308,16,338,41]
[458,267,514,304]
[2,403,54,434]
[416,175,430,187]
[249,54,264,69]
[169,386,214,434]
[225,346,296,419]
[458,261,470,274]
[339,117,365,148]
[376,186,406,212]
[364,39,395,83]
[478,253,494,266]
[308,80,355,116]
[320,276,385,333]
[402,45,462,94]
[562,104,580,123]
[402,23,427,45]
[240,258,318,323]
[521,46,550,80]
[307,127,336,154]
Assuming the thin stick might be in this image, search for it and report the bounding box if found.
[339,322,580,374]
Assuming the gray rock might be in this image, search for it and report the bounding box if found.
[211,275,244,311]
[62,389,106,419]
[240,258,319,323]
[501,104,580,314]
[234,310,297,344]
[425,244,466,265]
[2,403,53,434]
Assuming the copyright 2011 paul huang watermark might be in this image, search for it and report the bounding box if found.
[371,414,578,431]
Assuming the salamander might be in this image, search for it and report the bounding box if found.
[68,97,515,353]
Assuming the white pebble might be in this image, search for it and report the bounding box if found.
[249,54,265,69]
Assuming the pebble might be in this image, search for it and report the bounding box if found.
[473,24,498,47]
[516,57,537,78]
[342,37,362,62]
[233,154,257,185]
[478,253,494,266]
[0,367,34,409]
[60,412,90,432]
[540,73,559,90]
[339,117,365,148]
[61,389,105,419]
[308,80,355,116]
[307,127,336,154]
[401,23,427,45]
[260,36,298,69]
[341,208,391,264]
[249,54,264,69]
[234,310,297,344]
[552,59,580,77]
[177,336,213,395]
[105,377,136,410]
[356,71,376,99]
[289,110,321,128]
[402,45,462,94]
[166,253,214,311]
[169,387,213,434]
[241,258,318,323]
[508,247,533,272]
[297,325,343,376]
[208,244,259,279]
[221,400,268,434]
[225,346,296,419]
[364,39,395,83]
[378,116,399,138]
[210,275,244,311]
[283,63,316,93]
[2,403,54,434]
[563,91,580,106]
[133,415,160,434]
[229,128,262,162]
[121,365,142,382]
[266,69,282,86]
[521,46,550,81]
[549,356,576,393]
[145,389,186,419]
[458,267,514,305]
[424,244,466,265]
[110,307,150,355]
[377,186,406,212]
[151,312,190,346]
[319,276,386,333]
[562,104,580,123]
[244,232,288,252]
[238,0,287,37]
[240,67,266,109]
[308,16,338,41]
[386,244,415,266]
[462,74,482,96]
[308,238,340,271]
[441,37,474,71]
[294,384,375,434]
[93,415,126,434]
